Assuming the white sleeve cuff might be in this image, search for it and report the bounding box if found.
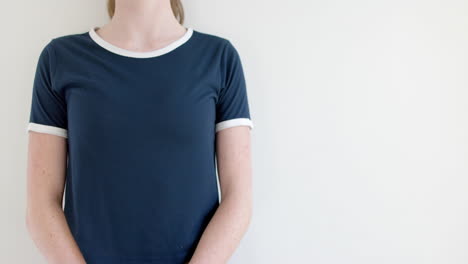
[215,118,253,132]
[27,122,68,138]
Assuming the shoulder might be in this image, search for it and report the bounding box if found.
[191,29,229,45]
[51,30,89,46]
[35,29,92,80]
[35,31,85,66]
[43,29,91,56]
[191,28,240,55]
[36,29,94,68]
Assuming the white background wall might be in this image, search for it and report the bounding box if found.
[1,0,467,263]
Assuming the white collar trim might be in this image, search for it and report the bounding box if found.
[88,26,193,58]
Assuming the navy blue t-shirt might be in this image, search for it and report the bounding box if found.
[27,26,253,264]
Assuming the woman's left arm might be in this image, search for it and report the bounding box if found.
[189,126,253,264]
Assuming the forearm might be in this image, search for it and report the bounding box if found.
[189,194,252,264]
[26,202,86,264]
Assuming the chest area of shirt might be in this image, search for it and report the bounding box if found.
[62,64,220,141]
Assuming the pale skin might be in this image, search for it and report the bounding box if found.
[25,1,253,263]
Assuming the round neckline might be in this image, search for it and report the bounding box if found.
[88,26,193,58]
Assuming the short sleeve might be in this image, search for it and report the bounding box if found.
[27,40,68,138]
[215,40,253,133]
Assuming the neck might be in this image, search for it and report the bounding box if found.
[103,0,184,41]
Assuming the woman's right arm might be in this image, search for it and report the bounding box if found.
[26,131,86,264]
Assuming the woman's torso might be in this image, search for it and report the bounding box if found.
[49,27,230,263]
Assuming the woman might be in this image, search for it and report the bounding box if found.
[25,0,254,263]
